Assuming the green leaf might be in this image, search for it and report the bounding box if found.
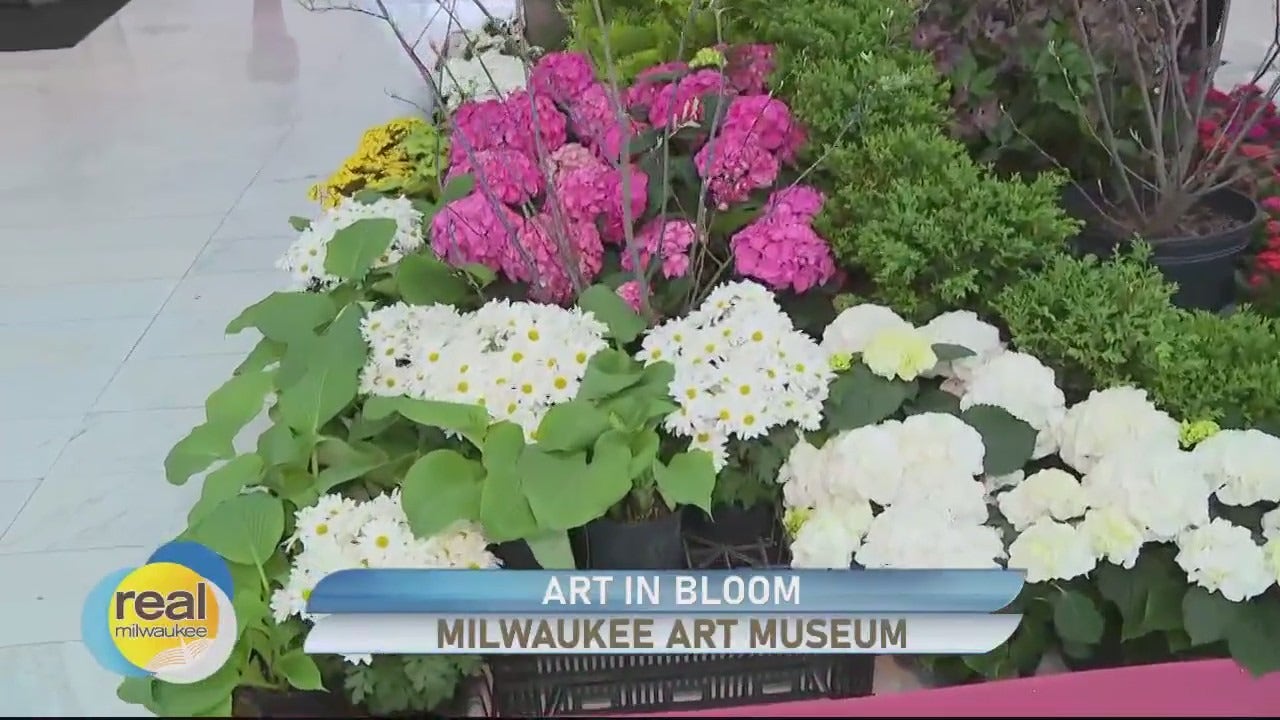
[525,530,577,569]
[654,448,716,513]
[288,216,311,231]
[461,262,497,286]
[164,423,236,486]
[522,440,631,530]
[535,400,613,452]
[277,306,367,434]
[441,172,476,203]
[1096,549,1187,640]
[236,338,285,375]
[401,449,484,537]
[188,454,264,525]
[823,364,915,431]
[1226,596,1280,676]
[362,396,489,446]
[960,404,1038,476]
[205,369,274,435]
[278,649,326,691]
[323,218,397,281]
[479,422,539,543]
[907,385,962,416]
[578,284,647,344]
[397,254,473,306]
[577,348,644,401]
[226,291,337,344]
[232,589,268,639]
[932,343,976,362]
[116,677,155,708]
[1183,586,1245,646]
[627,430,661,480]
[1052,589,1105,645]
[256,422,307,466]
[151,657,240,716]
[190,492,285,566]
[314,438,390,494]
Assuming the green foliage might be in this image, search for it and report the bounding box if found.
[344,655,482,716]
[728,0,1079,321]
[564,0,719,81]
[995,249,1280,423]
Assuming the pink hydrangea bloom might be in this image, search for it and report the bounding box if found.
[450,92,569,168]
[430,192,523,272]
[722,95,805,163]
[502,90,569,157]
[594,116,650,165]
[568,83,619,140]
[552,163,614,224]
[621,218,698,279]
[616,280,647,312]
[1263,196,1280,214]
[764,185,825,223]
[530,51,597,106]
[730,215,836,293]
[446,149,543,205]
[693,133,780,208]
[649,69,734,128]
[507,213,605,304]
[722,44,775,95]
[548,143,605,182]
[600,166,649,244]
[624,61,688,111]
[449,98,511,162]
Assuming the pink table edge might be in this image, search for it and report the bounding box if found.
[617,659,1280,717]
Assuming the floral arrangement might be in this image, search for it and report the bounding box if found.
[307,117,448,208]
[273,492,495,715]
[780,302,1280,679]
[278,196,427,291]
[436,20,529,112]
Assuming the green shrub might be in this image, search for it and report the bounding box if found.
[729,0,1078,321]
[995,249,1280,424]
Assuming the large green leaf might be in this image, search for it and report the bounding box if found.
[401,449,484,538]
[187,454,264,525]
[578,284,647,344]
[653,448,716,513]
[577,349,645,400]
[277,306,367,435]
[150,660,241,716]
[1095,549,1186,640]
[164,424,236,486]
[226,291,337,343]
[1226,595,1280,676]
[362,396,489,446]
[521,440,632,530]
[1051,589,1105,645]
[313,438,391,494]
[205,369,274,431]
[478,422,539,542]
[323,218,397,281]
[1182,585,1245,647]
[524,529,577,569]
[960,404,1038,476]
[534,400,613,452]
[397,253,474,306]
[278,649,326,691]
[823,364,915,431]
[190,492,285,567]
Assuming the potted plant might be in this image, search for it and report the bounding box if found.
[1045,0,1276,311]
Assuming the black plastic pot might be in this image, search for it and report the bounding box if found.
[492,540,541,569]
[684,503,777,546]
[584,513,687,570]
[1061,185,1261,311]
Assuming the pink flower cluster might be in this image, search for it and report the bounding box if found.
[692,95,805,208]
[730,185,836,293]
[621,219,698,279]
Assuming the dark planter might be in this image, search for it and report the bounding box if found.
[233,688,354,718]
[1061,185,1261,311]
[492,539,542,569]
[684,503,777,546]
[522,0,571,50]
[584,512,687,569]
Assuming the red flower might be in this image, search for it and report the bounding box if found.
[1241,143,1273,160]
[1266,220,1280,236]
[1256,250,1280,271]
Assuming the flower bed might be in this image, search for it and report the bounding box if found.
[118,1,1280,717]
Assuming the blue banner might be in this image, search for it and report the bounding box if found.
[307,569,1024,615]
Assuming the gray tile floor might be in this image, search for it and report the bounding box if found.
[0,0,1273,715]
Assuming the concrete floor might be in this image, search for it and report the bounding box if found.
[0,0,1274,715]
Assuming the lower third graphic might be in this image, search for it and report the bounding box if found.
[82,541,238,684]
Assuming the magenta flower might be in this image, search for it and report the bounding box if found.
[1263,196,1280,215]
[530,51,597,106]
[621,218,698,279]
[508,213,605,304]
[624,61,688,111]
[722,95,805,163]
[649,69,734,128]
[693,133,780,208]
[430,193,523,273]
[616,280,647,312]
[763,185,825,223]
[446,149,543,205]
[600,166,649,244]
[548,143,605,182]
[723,43,775,95]
[730,215,836,293]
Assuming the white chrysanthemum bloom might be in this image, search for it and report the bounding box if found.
[960,352,1067,459]
[996,468,1087,531]
[820,303,912,357]
[919,310,1005,382]
[825,422,905,506]
[439,50,528,111]
[359,299,609,440]
[861,325,938,382]
[1263,507,1280,541]
[1007,518,1098,583]
[1082,444,1210,542]
[855,504,1006,569]
[893,472,990,525]
[983,470,1025,501]
[1264,538,1280,584]
[777,438,842,509]
[894,411,987,480]
[643,281,834,470]
[270,492,499,656]
[1055,387,1181,474]
[277,196,425,290]
[1078,507,1145,569]
[1175,519,1274,602]
[1192,429,1280,506]
[788,501,875,569]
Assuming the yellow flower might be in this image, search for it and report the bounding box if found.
[690,47,726,69]
[783,507,811,539]
[827,352,853,372]
[309,117,434,207]
[861,326,937,381]
[1179,419,1221,448]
